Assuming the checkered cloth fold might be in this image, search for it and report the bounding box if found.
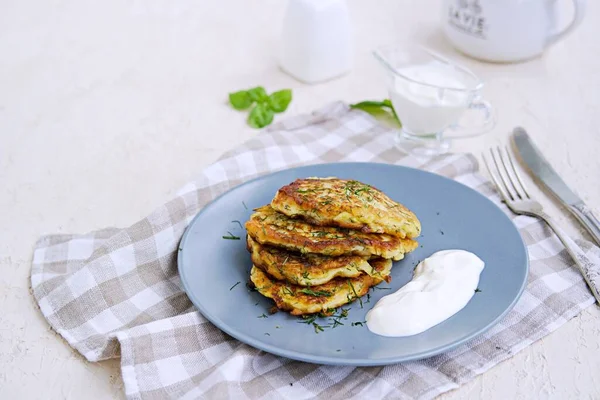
[31,102,599,399]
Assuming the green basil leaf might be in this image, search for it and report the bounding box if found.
[248,103,274,129]
[382,99,401,126]
[248,87,268,102]
[268,89,292,113]
[228,90,253,110]
[351,104,392,118]
[350,99,402,127]
[350,100,389,109]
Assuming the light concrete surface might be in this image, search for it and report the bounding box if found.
[1,0,599,398]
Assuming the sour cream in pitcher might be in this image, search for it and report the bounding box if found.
[389,60,471,135]
[366,250,484,337]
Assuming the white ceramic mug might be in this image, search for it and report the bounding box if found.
[441,0,587,63]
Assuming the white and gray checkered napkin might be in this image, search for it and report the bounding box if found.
[31,102,600,399]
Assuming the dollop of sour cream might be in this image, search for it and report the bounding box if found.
[366,250,484,337]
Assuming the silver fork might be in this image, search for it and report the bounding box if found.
[482,146,600,306]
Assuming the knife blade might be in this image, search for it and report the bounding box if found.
[512,126,600,246]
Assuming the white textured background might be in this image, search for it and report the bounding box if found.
[1,0,599,398]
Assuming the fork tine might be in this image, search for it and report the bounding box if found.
[482,151,511,202]
[490,147,517,201]
[496,146,526,200]
[504,145,531,199]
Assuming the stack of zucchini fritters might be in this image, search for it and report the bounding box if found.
[244,177,421,316]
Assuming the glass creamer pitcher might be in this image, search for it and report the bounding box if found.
[374,45,495,156]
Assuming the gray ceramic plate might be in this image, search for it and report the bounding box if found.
[178,162,528,366]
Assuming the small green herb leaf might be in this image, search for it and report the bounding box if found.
[231,220,244,230]
[229,281,241,291]
[222,231,241,240]
[229,90,253,110]
[282,286,295,296]
[248,103,274,129]
[313,322,325,333]
[268,89,292,113]
[227,87,293,129]
[247,86,268,102]
[347,280,363,308]
[475,288,482,293]
[350,99,401,127]
[351,100,389,109]
[298,288,332,297]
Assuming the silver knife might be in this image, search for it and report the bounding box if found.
[512,126,600,246]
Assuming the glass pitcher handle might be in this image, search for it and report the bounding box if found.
[444,96,496,139]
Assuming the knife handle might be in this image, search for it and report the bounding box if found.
[543,215,600,306]
[570,203,600,247]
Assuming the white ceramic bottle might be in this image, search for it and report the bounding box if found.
[279,0,353,84]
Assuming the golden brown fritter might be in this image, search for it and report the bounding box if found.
[247,235,388,286]
[271,177,421,238]
[249,258,393,315]
[245,205,418,261]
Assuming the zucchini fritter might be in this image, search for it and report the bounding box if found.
[271,177,421,238]
[250,258,393,315]
[247,235,387,286]
[245,205,417,261]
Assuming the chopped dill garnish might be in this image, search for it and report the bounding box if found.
[299,314,318,325]
[336,349,341,352]
[369,264,382,277]
[231,220,244,230]
[302,271,310,280]
[298,288,332,297]
[242,201,248,210]
[351,321,365,327]
[298,315,329,333]
[264,333,270,336]
[327,308,349,328]
[297,308,350,334]
[475,288,482,293]
[258,313,268,319]
[282,286,294,296]
[347,280,363,308]
[222,231,240,240]
[229,281,241,290]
